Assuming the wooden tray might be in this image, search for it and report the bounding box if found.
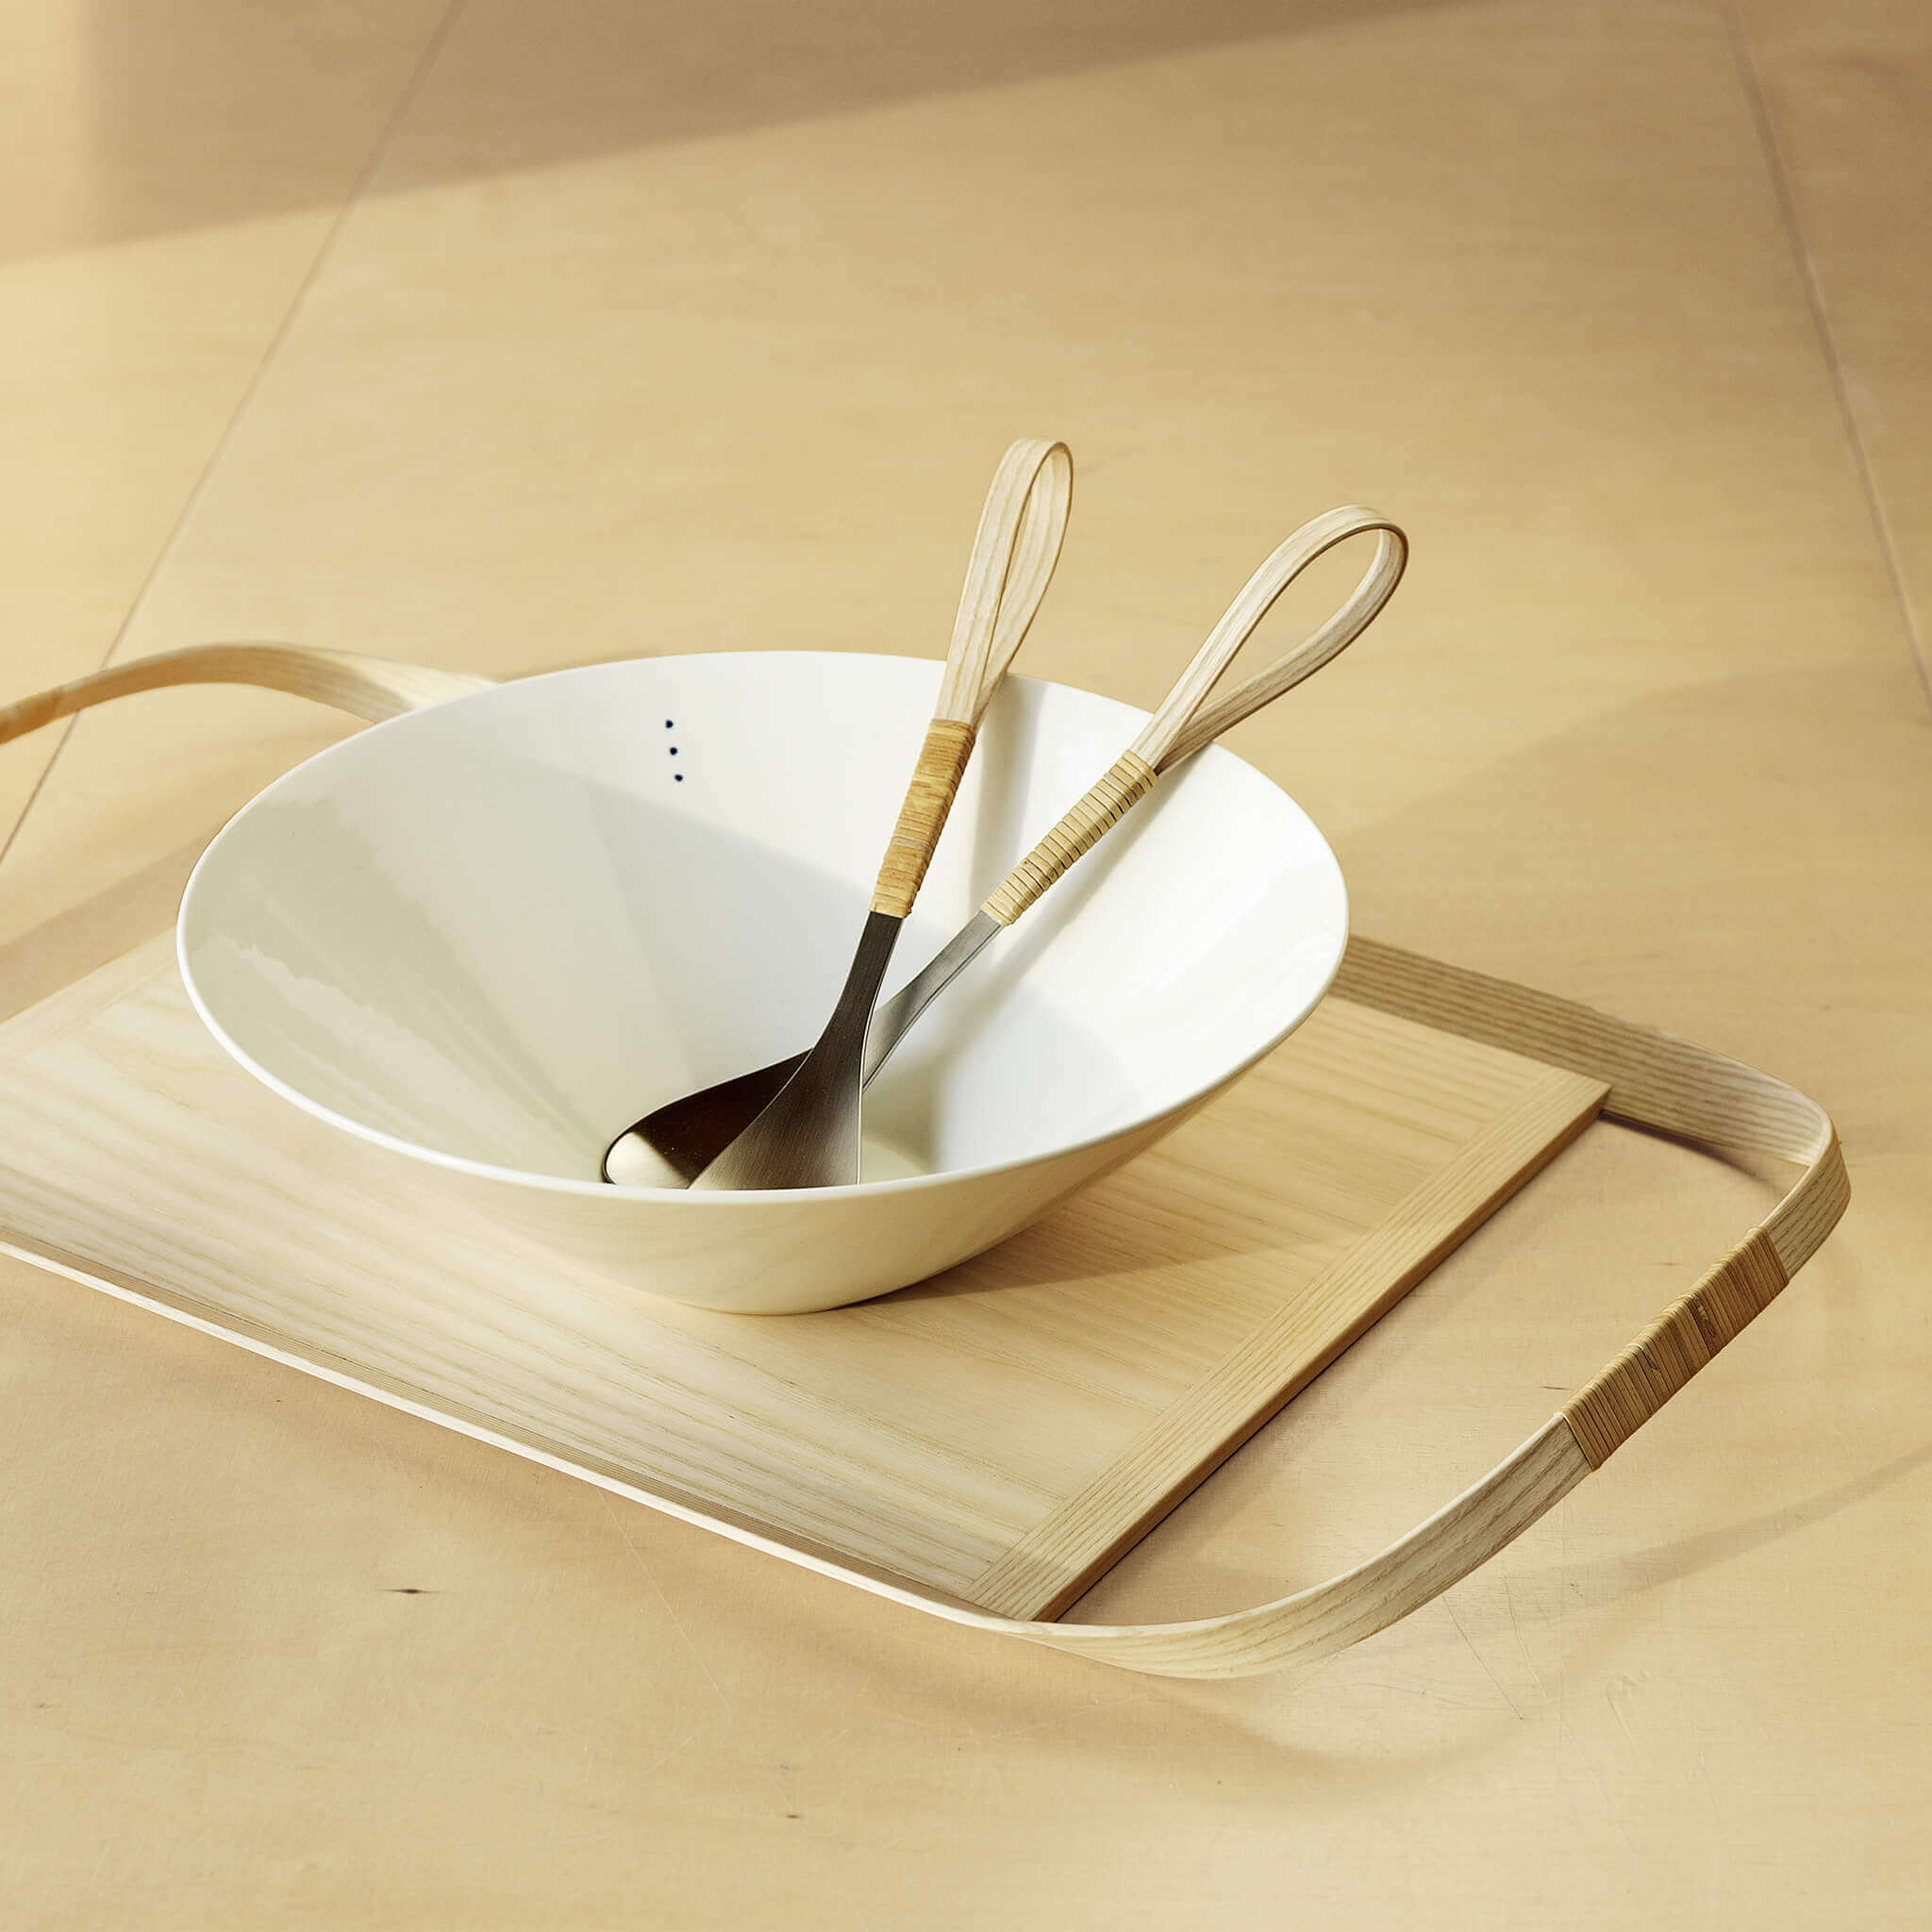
[0,647,1851,1676]
[0,933,1600,1614]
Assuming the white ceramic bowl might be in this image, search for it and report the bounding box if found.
[178,653,1347,1314]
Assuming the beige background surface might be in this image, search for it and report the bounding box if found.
[1,0,1926,1924]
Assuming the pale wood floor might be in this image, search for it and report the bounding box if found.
[1,2,1926,1924]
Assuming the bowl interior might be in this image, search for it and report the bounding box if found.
[178,654,1347,1189]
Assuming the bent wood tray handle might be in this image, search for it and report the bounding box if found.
[981,507,1406,926]
[1562,1225,1790,1467]
[0,642,494,749]
[917,937,1845,1676]
[873,438,1074,918]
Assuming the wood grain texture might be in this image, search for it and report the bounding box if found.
[968,1063,1603,1618]
[0,938,1601,1646]
[928,438,1073,728]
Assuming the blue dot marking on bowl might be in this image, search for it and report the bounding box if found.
[666,719,684,780]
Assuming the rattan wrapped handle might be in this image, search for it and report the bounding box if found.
[871,438,1073,918]
[980,507,1407,926]
[980,748,1160,925]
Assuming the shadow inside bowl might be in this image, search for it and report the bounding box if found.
[185,743,1178,1188]
[186,771,880,1178]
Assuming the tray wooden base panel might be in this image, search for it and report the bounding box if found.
[0,935,1600,1625]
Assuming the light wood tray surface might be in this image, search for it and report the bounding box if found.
[0,933,1602,1623]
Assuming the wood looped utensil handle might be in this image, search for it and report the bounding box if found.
[980,506,1406,926]
[1135,504,1406,770]
[871,438,1074,919]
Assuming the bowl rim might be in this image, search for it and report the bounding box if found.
[177,651,1349,1205]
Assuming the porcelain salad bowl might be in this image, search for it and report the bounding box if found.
[178,652,1347,1313]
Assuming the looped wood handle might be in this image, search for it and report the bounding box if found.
[0,643,492,750]
[872,438,1074,918]
[932,439,1074,729]
[1135,505,1406,771]
[978,507,1406,926]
